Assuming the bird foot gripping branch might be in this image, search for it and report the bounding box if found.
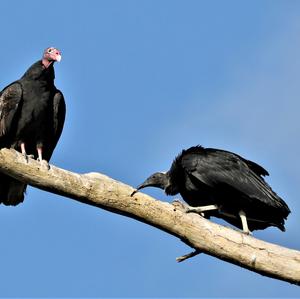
[171,199,190,211]
[37,147,50,170]
[37,158,50,170]
[22,153,35,163]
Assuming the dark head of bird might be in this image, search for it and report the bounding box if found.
[131,172,170,196]
[42,47,62,68]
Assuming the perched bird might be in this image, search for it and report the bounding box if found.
[0,47,66,205]
[132,146,290,233]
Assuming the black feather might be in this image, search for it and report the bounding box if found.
[137,145,290,232]
[0,59,65,205]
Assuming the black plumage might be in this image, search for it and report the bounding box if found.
[133,146,290,233]
[0,47,65,205]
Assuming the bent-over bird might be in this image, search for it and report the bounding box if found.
[132,146,290,234]
[0,47,66,205]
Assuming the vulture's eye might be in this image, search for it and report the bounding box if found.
[48,49,53,53]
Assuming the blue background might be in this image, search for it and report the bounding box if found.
[0,0,299,297]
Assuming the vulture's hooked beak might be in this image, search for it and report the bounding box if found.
[130,184,144,196]
[130,189,138,196]
[130,178,153,196]
[130,173,167,196]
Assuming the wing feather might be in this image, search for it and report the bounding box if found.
[43,89,65,161]
[180,148,289,213]
[0,82,23,140]
[52,90,66,146]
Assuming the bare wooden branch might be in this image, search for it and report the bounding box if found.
[176,249,202,262]
[0,148,299,285]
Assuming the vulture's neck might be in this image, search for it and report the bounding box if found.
[42,59,54,69]
[22,61,55,82]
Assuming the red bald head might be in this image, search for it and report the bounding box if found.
[42,47,62,68]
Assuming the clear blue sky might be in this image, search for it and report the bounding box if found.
[0,0,299,297]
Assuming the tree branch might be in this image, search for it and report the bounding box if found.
[0,148,299,285]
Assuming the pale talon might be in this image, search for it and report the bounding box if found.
[23,153,29,163]
[21,142,29,163]
[172,199,189,212]
[186,204,219,214]
[239,210,251,235]
[36,147,50,170]
[39,159,50,170]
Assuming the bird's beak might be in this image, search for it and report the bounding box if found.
[130,189,138,196]
[130,183,144,196]
[56,54,62,62]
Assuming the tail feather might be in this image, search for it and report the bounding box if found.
[0,174,26,206]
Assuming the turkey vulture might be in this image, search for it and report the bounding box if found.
[0,47,65,205]
[132,146,290,233]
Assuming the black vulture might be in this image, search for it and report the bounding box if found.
[132,146,290,234]
[0,47,66,205]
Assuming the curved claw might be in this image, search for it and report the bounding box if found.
[21,143,34,163]
[22,153,29,163]
[37,158,50,170]
[22,154,34,163]
[36,147,50,170]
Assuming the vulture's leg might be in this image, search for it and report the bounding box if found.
[20,142,26,157]
[37,147,50,170]
[171,200,210,218]
[239,210,252,235]
[186,204,219,217]
[20,143,34,162]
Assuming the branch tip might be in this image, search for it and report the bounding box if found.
[176,250,202,263]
